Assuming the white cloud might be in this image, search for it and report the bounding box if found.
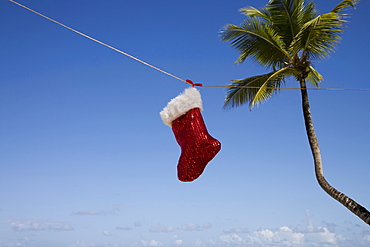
[73,206,122,216]
[149,240,162,246]
[9,219,73,232]
[73,207,120,216]
[148,222,212,233]
[146,222,213,236]
[115,226,133,230]
[219,225,350,247]
[73,210,102,216]
[224,227,249,234]
[0,241,25,247]
[305,227,344,245]
[177,222,212,231]
[219,211,352,247]
[220,233,244,245]
[140,240,163,246]
[202,223,212,229]
[103,230,112,236]
[360,229,370,241]
[70,241,96,247]
[193,240,203,246]
[363,231,370,242]
[148,224,174,233]
[322,221,338,232]
[178,222,200,231]
[0,237,30,247]
[174,239,183,245]
[7,217,363,247]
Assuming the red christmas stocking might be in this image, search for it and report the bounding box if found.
[160,87,221,182]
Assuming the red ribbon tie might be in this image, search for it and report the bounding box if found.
[186,79,203,87]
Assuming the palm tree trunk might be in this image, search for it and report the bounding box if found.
[299,78,370,226]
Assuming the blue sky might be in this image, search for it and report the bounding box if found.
[1,0,369,246]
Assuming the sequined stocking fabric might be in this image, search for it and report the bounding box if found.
[172,108,221,182]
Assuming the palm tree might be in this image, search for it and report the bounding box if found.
[220,0,369,225]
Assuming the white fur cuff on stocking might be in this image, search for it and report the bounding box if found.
[160,87,203,127]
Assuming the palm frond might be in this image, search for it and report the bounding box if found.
[224,67,299,109]
[239,6,271,22]
[290,12,345,60]
[301,1,319,29]
[332,0,359,13]
[264,0,318,49]
[306,65,323,87]
[266,0,300,45]
[220,18,290,69]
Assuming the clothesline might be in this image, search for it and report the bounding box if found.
[8,0,370,92]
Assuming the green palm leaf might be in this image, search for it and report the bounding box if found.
[301,1,318,27]
[239,6,272,23]
[239,0,318,53]
[290,12,344,60]
[224,67,299,109]
[265,0,305,47]
[306,65,323,87]
[332,0,359,13]
[290,0,357,60]
[220,18,290,68]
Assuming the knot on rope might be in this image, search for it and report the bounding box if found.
[186,79,203,87]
